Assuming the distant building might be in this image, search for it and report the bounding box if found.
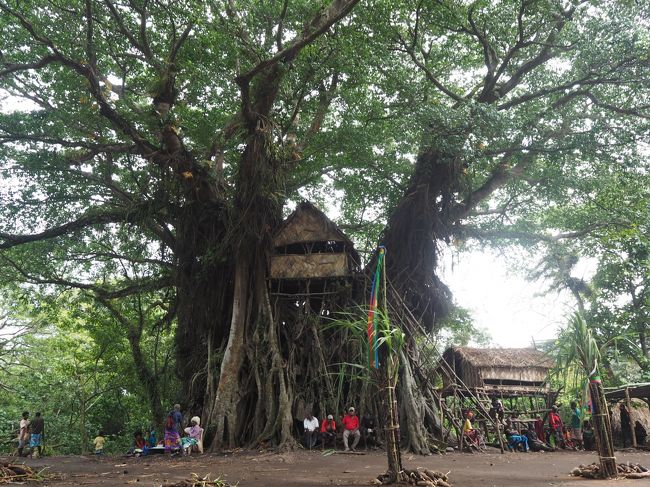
[438,346,555,397]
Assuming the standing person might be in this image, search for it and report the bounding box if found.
[620,404,633,447]
[549,406,564,449]
[320,414,337,448]
[93,431,106,455]
[172,404,183,435]
[342,407,360,452]
[17,411,30,457]
[164,413,181,455]
[29,412,44,458]
[303,411,319,449]
[570,401,584,450]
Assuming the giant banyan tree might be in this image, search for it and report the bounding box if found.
[1,0,649,454]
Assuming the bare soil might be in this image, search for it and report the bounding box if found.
[5,448,650,486]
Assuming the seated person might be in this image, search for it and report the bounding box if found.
[181,416,204,454]
[505,429,529,452]
[148,427,157,448]
[320,414,337,448]
[360,414,378,449]
[127,430,147,456]
[522,428,554,452]
[303,411,319,449]
[462,410,482,450]
[342,407,361,452]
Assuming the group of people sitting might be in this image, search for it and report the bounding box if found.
[461,399,593,453]
[301,407,378,451]
[127,404,204,457]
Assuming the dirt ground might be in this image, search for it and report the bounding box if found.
[5,448,650,487]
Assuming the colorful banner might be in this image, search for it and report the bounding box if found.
[367,246,385,369]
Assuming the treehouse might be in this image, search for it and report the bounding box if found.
[438,346,555,398]
[268,201,361,298]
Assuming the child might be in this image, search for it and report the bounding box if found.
[93,431,106,455]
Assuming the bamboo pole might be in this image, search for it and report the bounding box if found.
[589,378,617,478]
[625,388,637,448]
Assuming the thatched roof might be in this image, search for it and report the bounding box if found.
[274,201,356,250]
[445,346,554,369]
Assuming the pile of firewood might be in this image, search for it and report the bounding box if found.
[161,473,233,487]
[0,463,48,484]
[571,462,650,479]
[372,468,452,486]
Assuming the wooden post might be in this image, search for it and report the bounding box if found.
[625,387,637,448]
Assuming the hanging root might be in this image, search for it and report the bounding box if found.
[570,462,650,479]
[372,468,452,486]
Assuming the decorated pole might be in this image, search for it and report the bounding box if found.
[368,247,405,484]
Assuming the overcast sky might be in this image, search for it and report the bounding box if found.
[439,246,590,348]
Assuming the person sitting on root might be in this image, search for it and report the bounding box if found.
[342,407,360,452]
[303,411,319,450]
[522,428,554,452]
[320,414,337,448]
[505,429,529,452]
[360,414,378,450]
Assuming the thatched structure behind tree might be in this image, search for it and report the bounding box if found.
[439,347,555,396]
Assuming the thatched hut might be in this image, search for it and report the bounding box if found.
[269,202,360,295]
[439,346,554,396]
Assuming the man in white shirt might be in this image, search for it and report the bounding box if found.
[303,411,319,449]
[18,411,30,457]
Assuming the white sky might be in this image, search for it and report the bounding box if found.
[439,247,591,348]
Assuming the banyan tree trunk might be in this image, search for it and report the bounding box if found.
[589,376,617,478]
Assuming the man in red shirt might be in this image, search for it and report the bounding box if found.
[342,407,360,451]
[549,405,564,448]
[321,414,337,448]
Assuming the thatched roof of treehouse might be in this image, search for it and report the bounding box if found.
[447,346,555,369]
[270,201,361,280]
[439,346,555,395]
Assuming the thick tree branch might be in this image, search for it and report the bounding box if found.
[0,254,172,298]
[0,55,59,78]
[0,207,144,249]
